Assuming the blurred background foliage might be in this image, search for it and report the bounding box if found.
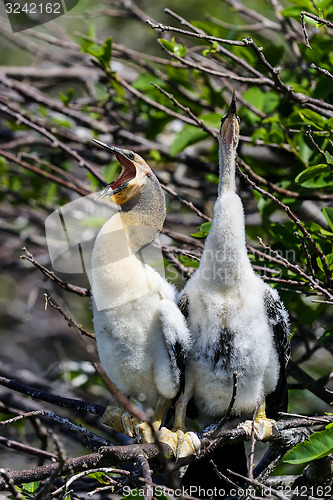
[0,0,333,496]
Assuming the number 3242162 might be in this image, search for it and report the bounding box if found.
[5,3,62,14]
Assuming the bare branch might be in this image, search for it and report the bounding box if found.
[21,248,92,297]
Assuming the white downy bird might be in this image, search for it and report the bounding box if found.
[178,94,290,487]
[91,141,199,457]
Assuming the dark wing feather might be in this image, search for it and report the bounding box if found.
[178,292,189,319]
[159,295,188,396]
[264,288,291,419]
[175,293,189,395]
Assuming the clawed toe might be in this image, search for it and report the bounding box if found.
[100,405,201,457]
[136,421,154,443]
[237,418,278,440]
[101,405,140,438]
[158,427,200,459]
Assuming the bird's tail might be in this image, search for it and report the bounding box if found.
[181,442,247,499]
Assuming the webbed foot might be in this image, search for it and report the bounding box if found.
[237,417,278,440]
[158,427,201,459]
[101,405,141,438]
[135,419,161,443]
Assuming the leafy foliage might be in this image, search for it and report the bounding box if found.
[284,424,333,464]
[0,0,332,497]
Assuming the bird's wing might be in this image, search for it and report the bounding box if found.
[264,288,291,419]
[159,298,190,396]
[178,292,189,320]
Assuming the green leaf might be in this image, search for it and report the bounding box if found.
[59,88,75,106]
[322,207,333,231]
[295,164,331,184]
[316,253,333,272]
[325,151,333,165]
[87,471,111,485]
[133,74,164,91]
[149,149,162,162]
[280,6,304,18]
[191,221,212,238]
[243,87,279,114]
[286,0,313,7]
[103,161,121,184]
[21,482,40,493]
[171,125,206,155]
[178,255,200,268]
[202,41,218,56]
[252,127,267,143]
[0,156,8,169]
[316,0,333,9]
[80,36,113,71]
[298,109,327,130]
[174,43,187,58]
[302,174,333,188]
[99,37,113,69]
[159,38,175,52]
[283,425,333,464]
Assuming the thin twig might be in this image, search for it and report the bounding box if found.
[248,403,259,481]
[210,372,238,439]
[301,11,333,29]
[301,12,312,49]
[0,100,105,184]
[0,376,106,416]
[45,295,95,340]
[238,168,333,287]
[135,453,153,500]
[21,248,91,297]
[0,436,57,461]
[310,63,333,80]
[0,149,91,197]
[228,469,289,500]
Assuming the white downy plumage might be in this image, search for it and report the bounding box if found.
[91,143,190,411]
[90,142,199,456]
[180,93,290,426]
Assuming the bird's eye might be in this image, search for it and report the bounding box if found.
[127,152,135,160]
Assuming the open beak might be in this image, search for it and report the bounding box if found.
[93,140,150,205]
[220,90,240,148]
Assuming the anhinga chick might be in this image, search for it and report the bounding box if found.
[179,92,290,468]
[91,141,199,457]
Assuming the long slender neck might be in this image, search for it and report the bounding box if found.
[198,141,252,286]
[91,176,166,310]
[93,175,166,260]
[218,139,236,195]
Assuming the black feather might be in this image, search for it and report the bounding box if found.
[178,293,189,319]
[264,289,291,419]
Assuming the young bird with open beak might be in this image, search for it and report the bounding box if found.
[91,141,199,458]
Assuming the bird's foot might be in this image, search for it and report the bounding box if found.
[237,417,279,441]
[101,405,141,438]
[135,419,161,444]
[157,427,201,459]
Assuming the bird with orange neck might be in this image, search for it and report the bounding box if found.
[91,141,199,458]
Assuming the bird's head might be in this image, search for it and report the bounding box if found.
[220,90,240,150]
[93,140,152,205]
